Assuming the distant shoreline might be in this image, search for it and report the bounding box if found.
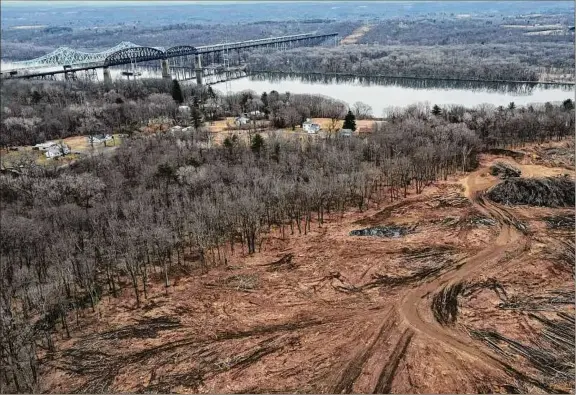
[247,70,576,86]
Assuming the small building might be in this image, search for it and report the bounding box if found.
[88,134,113,144]
[303,119,321,134]
[248,110,263,119]
[178,105,191,115]
[33,141,58,151]
[339,128,353,137]
[44,143,70,159]
[234,116,250,126]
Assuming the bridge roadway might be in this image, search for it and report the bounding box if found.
[1,32,338,80]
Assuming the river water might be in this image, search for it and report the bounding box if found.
[2,58,573,115]
[211,73,574,116]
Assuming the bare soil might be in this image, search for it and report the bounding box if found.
[340,25,373,45]
[40,140,574,394]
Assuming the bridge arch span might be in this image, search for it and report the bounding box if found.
[104,46,166,67]
[166,46,198,58]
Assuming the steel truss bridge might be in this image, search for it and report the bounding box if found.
[1,32,338,83]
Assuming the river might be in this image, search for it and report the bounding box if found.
[2,59,573,114]
[211,72,574,116]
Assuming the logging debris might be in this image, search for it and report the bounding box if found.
[490,162,522,179]
[426,192,470,208]
[363,246,462,289]
[98,316,182,340]
[470,312,574,384]
[486,176,575,207]
[498,290,574,311]
[262,253,296,272]
[432,278,507,326]
[486,148,526,160]
[349,224,416,238]
[543,214,575,230]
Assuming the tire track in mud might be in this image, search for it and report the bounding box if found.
[332,310,397,394]
[396,165,562,392]
[372,328,414,394]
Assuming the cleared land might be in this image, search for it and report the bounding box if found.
[340,25,372,45]
[39,140,575,393]
[0,134,123,168]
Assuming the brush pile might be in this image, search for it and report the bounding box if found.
[349,225,416,238]
[543,214,575,230]
[489,162,521,179]
[487,175,575,207]
[470,312,574,389]
[426,192,469,208]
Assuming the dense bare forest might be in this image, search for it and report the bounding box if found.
[247,42,575,82]
[1,76,574,391]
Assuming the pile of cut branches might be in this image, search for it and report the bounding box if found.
[490,162,521,179]
[543,214,575,230]
[350,224,416,238]
[262,253,296,272]
[487,176,575,207]
[432,278,506,325]
[426,192,469,208]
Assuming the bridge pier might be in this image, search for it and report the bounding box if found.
[161,59,171,79]
[195,54,203,85]
[103,67,112,85]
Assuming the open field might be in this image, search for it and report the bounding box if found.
[39,139,574,394]
[207,118,378,145]
[0,134,123,169]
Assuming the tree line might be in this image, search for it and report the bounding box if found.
[246,42,574,83]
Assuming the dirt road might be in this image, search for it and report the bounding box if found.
[397,163,563,393]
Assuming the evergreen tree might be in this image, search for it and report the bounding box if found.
[251,133,265,156]
[191,107,203,129]
[508,102,516,110]
[562,98,574,111]
[272,142,281,163]
[432,104,442,116]
[261,92,269,115]
[343,110,356,131]
[31,90,42,105]
[171,79,184,104]
[207,86,216,101]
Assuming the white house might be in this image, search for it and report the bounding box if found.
[178,105,191,115]
[33,141,58,151]
[87,134,113,144]
[234,116,250,126]
[339,128,353,137]
[44,143,71,159]
[303,119,321,134]
[248,110,263,118]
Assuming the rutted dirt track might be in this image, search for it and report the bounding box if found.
[398,168,531,390]
[42,145,575,394]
